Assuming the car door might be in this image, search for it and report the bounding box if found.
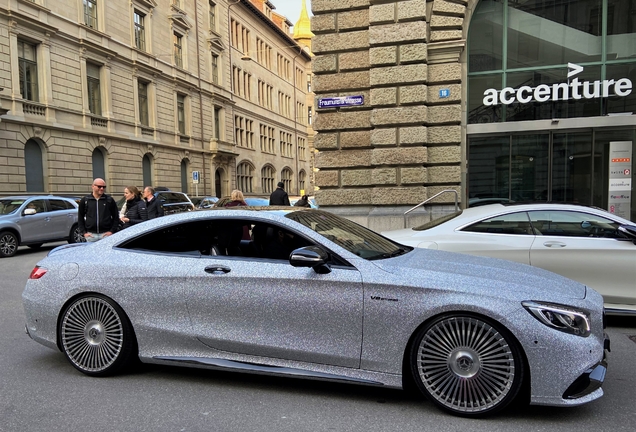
[441,211,537,264]
[528,210,636,307]
[185,219,364,368]
[18,199,49,243]
[45,199,75,239]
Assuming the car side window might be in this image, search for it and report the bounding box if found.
[49,199,72,211]
[528,211,623,238]
[119,220,215,255]
[462,212,534,235]
[25,199,47,214]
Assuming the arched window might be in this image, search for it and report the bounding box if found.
[25,139,44,192]
[142,154,153,187]
[281,167,292,193]
[261,165,275,194]
[180,159,188,193]
[92,147,106,180]
[236,161,253,193]
[299,170,306,193]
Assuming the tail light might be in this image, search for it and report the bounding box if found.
[29,266,48,280]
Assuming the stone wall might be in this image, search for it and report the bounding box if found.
[312,0,468,231]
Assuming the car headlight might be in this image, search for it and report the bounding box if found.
[522,301,591,337]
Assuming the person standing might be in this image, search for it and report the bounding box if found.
[120,186,148,229]
[78,178,120,242]
[269,182,290,206]
[143,186,164,219]
[294,194,311,208]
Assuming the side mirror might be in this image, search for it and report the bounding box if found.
[618,225,636,242]
[23,208,37,215]
[289,246,331,274]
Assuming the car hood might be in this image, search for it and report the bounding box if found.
[374,248,586,300]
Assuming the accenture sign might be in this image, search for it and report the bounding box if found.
[483,63,633,106]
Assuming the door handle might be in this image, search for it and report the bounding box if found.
[205,265,231,274]
[543,241,566,248]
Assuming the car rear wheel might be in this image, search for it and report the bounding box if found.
[59,295,136,376]
[410,314,524,417]
[0,231,19,258]
[68,224,85,244]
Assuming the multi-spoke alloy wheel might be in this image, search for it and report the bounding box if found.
[411,315,523,417]
[69,225,85,244]
[0,231,19,258]
[60,295,135,376]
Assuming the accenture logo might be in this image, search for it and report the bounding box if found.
[483,63,633,106]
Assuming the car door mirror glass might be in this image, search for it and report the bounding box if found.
[23,208,36,215]
[290,246,331,273]
[618,225,636,241]
[581,221,591,229]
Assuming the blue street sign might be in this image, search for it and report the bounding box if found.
[318,95,364,109]
[439,89,450,98]
[192,171,199,184]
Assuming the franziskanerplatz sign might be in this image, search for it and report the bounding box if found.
[482,63,633,106]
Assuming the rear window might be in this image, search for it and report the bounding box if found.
[412,211,463,231]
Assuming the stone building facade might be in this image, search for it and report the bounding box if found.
[0,0,314,200]
[311,0,636,230]
[311,0,466,230]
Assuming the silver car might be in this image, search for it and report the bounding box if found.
[0,195,83,258]
[23,208,608,417]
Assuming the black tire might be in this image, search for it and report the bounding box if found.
[68,224,85,244]
[59,295,137,376]
[410,314,524,417]
[28,244,43,249]
[0,231,19,258]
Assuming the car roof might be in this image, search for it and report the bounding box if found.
[0,195,77,201]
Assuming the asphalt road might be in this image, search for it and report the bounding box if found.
[1,243,635,432]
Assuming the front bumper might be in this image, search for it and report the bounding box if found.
[563,333,610,399]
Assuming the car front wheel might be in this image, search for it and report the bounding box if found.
[410,314,524,417]
[59,295,136,376]
[0,231,19,258]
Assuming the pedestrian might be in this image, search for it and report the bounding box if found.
[224,189,248,207]
[294,194,311,208]
[120,186,148,229]
[269,182,290,206]
[78,178,120,242]
[143,186,164,219]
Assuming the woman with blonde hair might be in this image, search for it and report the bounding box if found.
[225,189,247,207]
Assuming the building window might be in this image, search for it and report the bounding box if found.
[297,101,305,123]
[134,11,146,51]
[173,33,183,68]
[261,165,275,194]
[138,81,149,126]
[237,162,253,193]
[258,80,272,109]
[209,1,217,32]
[234,115,244,147]
[256,38,272,69]
[18,41,38,102]
[87,63,101,115]
[245,119,254,149]
[295,67,303,88]
[278,92,291,118]
[299,170,306,193]
[298,137,306,161]
[281,168,292,193]
[230,19,250,55]
[177,94,186,135]
[277,54,290,80]
[211,54,219,84]
[280,132,293,157]
[84,0,98,29]
[308,107,313,125]
[214,106,221,139]
[260,124,275,153]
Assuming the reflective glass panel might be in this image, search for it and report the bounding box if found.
[552,132,593,204]
[511,134,549,201]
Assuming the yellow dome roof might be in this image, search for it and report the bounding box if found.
[293,0,314,40]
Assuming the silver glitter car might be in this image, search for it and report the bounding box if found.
[22,208,609,417]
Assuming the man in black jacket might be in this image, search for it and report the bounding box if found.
[143,186,164,219]
[78,178,120,242]
[269,182,290,206]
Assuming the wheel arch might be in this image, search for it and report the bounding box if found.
[400,309,531,404]
[0,227,22,244]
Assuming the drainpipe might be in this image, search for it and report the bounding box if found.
[193,0,207,195]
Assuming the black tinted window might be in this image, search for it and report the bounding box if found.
[463,212,534,235]
[49,199,73,211]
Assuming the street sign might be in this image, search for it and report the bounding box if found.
[192,171,199,184]
[318,95,364,109]
[439,89,450,98]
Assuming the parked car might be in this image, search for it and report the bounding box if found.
[290,196,318,208]
[213,196,270,207]
[383,203,636,315]
[0,195,83,257]
[23,208,608,417]
[195,196,219,209]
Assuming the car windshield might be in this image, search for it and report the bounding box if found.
[412,211,463,231]
[285,210,409,260]
[158,192,190,204]
[0,199,25,215]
